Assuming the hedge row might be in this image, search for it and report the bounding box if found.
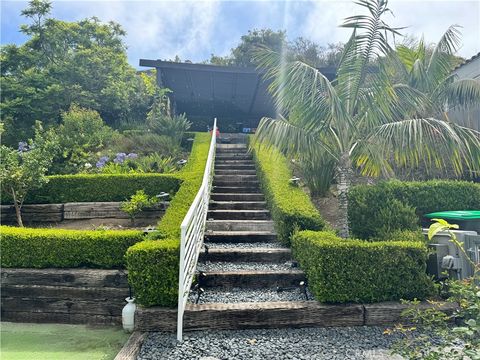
[292,230,435,303]
[126,132,211,307]
[0,226,143,268]
[1,173,182,204]
[348,180,480,239]
[251,142,325,244]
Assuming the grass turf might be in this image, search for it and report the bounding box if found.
[1,322,129,360]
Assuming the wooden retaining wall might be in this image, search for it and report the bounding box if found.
[1,268,129,325]
[0,202,167,224]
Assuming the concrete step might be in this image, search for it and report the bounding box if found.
[214,175,258,182]
[199,248,291,263]
[216,144,247,150]
[216,154,252,161]
[215,160,255,166]
[215,164,255,171]
[214,169,257,175]
[200,269,305,289]
[207,210,270,220]
[209,201,267,210]
[210,193,265,202]
[206,220,275,232]
[205,231,277,243]
[212,186,261,194]
[213,181,259,188]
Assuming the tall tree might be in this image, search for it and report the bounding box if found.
[252,0,480,238]
[1,0,152,144]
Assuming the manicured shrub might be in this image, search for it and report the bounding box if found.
[126,132,211,307]
[0,226,143,268]
[1,173,182,204]
[292,230,435,303]
[348,180,480,239]
[251,143,325,244]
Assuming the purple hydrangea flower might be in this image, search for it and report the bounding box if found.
[96,156,109,168]
[114,152,127,164]
[18,141,29,152]
[126,153,138,159]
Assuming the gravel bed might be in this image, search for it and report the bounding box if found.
[188,287,313,304]
[137,327,403,360]
[197,261,294,272]
[205,242,288,249]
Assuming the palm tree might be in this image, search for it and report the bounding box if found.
[252,0,480,238]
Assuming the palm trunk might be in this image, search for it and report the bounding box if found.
[11,188,24,227]
[336,154,351,239]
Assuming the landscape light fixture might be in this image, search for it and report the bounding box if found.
[300,281,309,301]
[186,138,195,142]
[289,177,301,186]
[177,159,187,166]
[156,192,170,210]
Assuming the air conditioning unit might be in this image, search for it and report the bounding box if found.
[424,229,479,280]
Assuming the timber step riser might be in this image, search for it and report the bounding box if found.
[213,181,259,188]
[216,156,252,161]
[210,194,265,202]
[215,165,255,171]
[207,210,270,220]
[135,301,458,332]
[205,233,277,243]
[206,221,275,232]
[199,249,291,263]
[214,175,258,181]
[215,160,254,165]
[214,170,257,175]
[209,202,267,210]
[212,187,261,194]
[201,271,305,289]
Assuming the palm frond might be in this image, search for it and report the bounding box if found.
[370,117,480,176]
[445,78,480,110]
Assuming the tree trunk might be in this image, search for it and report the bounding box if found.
[11,188,24,227]
[336,154,351,239]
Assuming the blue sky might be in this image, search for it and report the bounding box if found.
[1,0,479,68]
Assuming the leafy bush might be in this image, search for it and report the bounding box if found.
[126,132,211,307]
[251,142,325,244]
[0,226,143,268]
[292,230,435,303]
[375,229,425,243]
[120,190,158,224]
[348,180,480,239]
[109,133,182,158]
[1,173,182,204]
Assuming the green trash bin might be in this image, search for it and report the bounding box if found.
[425,210,480,233]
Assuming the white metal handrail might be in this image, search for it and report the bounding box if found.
[177,118,217,341]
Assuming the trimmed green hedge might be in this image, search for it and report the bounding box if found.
[292,230,434,303]
[126,132,211,307]
[348,180,480,239]
[251,143,325,244]
[1,173,182,204]
[0,226,143,268]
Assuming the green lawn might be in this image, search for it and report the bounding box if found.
[1,322,129,360]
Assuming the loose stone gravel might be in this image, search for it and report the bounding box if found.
[137,327,403,360]
[197,261,294,272]
[188,287,313,304]
[206,242,287,249]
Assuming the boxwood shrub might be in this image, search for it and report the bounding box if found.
[292,230,435,303]
[251,143,325,244]
[348,180,480,239]
[0,226,143,268]
[126,132,211,307]
[1,173,182,204]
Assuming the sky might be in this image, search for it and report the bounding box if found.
[1,0,479,68]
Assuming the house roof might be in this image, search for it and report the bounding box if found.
[453,52,480,71]
[139,59,336,122]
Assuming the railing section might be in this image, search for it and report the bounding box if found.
[177,118,217,341]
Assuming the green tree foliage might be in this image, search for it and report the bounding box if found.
[120,190,157,224]
[252,0,480,238]
[52,105,117,174]
[1,0,152,144]
[0,122,59,226]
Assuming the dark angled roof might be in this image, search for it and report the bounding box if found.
[453,52,480,71]
[139,59,336,128]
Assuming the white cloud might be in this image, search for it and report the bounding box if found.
[301,0,480,58]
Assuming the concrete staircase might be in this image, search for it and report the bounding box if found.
[195,136,308,302]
